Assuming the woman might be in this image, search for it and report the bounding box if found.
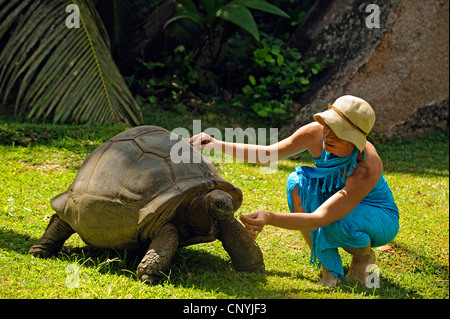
[189,95,399,287]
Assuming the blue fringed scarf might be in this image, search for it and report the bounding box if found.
[287,147,362,272]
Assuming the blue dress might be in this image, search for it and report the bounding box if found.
[286,146,399,279]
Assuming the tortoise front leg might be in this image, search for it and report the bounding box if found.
[216,217,265,273]
[29,214,75,258]
[137,222,179,285]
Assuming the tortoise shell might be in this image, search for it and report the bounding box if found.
[51,125,242,249]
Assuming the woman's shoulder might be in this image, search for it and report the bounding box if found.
[298,122,323,156]
[278,122,323,159]
[363,142,381,161]
[356,142,383,179]
[290,122,323,137]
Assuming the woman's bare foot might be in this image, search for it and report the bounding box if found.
[345,247,376,284]
[316,266,340,288]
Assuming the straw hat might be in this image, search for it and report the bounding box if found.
[313,95,375,152]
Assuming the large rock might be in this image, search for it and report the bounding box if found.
[284,0,449,139]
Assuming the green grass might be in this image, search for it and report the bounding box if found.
[0,110,448,299]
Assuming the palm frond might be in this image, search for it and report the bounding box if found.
[0,0,143,125]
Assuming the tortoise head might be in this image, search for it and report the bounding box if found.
[204,190,234,219]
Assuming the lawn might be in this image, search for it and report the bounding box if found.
[0,111,448,299]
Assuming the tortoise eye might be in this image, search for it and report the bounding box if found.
[215,199,224,208]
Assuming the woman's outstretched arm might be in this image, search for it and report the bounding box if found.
[188,122,323,164]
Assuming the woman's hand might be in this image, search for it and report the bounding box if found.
[239,211,272,239]
[188,132,217,150]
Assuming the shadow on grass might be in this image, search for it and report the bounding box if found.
[373,132,449,178]
[386,242,449,282]
[57,245,274,298]
[0,227,268,297]
[265,268,424,299]
[0,120,128,153]
[0,227,434,299]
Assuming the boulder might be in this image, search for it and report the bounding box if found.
[284,0,449,139]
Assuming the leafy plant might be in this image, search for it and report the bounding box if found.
[254,0,311,41]
[163,0,290,84]
[165,0,290,42]
[127,45,201,106]
[240,34,332,120]
[0,0,143,125]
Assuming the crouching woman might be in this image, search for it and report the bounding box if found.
[190,95,399,287]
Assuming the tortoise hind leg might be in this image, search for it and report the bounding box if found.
[29,214,75,258]
[137,223,179,285]
[216,217,265,273]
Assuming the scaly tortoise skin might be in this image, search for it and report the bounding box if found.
[29,125,264,284]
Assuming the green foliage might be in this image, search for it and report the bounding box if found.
[240,34,332,120]
[165,0,289,42]
[114,1,321,127]
[255,0,311,41]
[126,45,201,106]
[127,33,332,128]
[0,0,142,125]
[160,0,291,99]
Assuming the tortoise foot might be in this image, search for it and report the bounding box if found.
[136,223,179,285]
[28,244,57,258]
[140,274,163,285]
[216,218,265,273]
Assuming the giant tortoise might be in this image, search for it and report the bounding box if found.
[29,125,264,284]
